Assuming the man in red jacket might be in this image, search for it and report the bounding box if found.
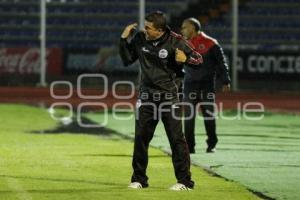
[181,18,231,153]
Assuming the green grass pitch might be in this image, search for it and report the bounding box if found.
[0,104,261,200]
[86,109,300,200]
[1,104,299,200]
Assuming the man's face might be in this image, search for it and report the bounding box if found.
[144,21,162,40]
[181,21,196,40]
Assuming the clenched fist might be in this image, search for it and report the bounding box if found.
[121,23,138,39]
[175,48,187,63]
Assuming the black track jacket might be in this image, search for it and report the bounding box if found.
[119,27,203,95]
[184,32,231,85]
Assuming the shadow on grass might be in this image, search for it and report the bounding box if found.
[69,153,167,158]
[0,188,120,194]
[0,174,165,192]
[0,174,124,188]
[29,116,113,136]
[28,116,135,142]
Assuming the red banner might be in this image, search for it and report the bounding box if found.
[0,48,62,75]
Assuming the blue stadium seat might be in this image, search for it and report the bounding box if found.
[0,0,189,48]
[204,0,300,47]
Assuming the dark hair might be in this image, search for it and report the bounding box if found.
[185,17,201,32]
[145,11,167,31]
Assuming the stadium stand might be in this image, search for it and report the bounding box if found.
[1,0,299,49]
[0,0,191,48]
[171,0,300,49]
[1,0,299,90]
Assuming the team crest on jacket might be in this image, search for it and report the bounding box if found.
[158,49,168,58]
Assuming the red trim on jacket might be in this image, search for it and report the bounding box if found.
[190,32,217,54]
[170,31,203,64]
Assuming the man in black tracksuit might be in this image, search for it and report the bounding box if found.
[119,11,203,190]
[181,18,231,154]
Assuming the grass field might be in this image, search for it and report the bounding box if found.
[0,104,260,200]
[86,109,300,200]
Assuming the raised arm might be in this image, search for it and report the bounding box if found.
[119,23,139,66]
